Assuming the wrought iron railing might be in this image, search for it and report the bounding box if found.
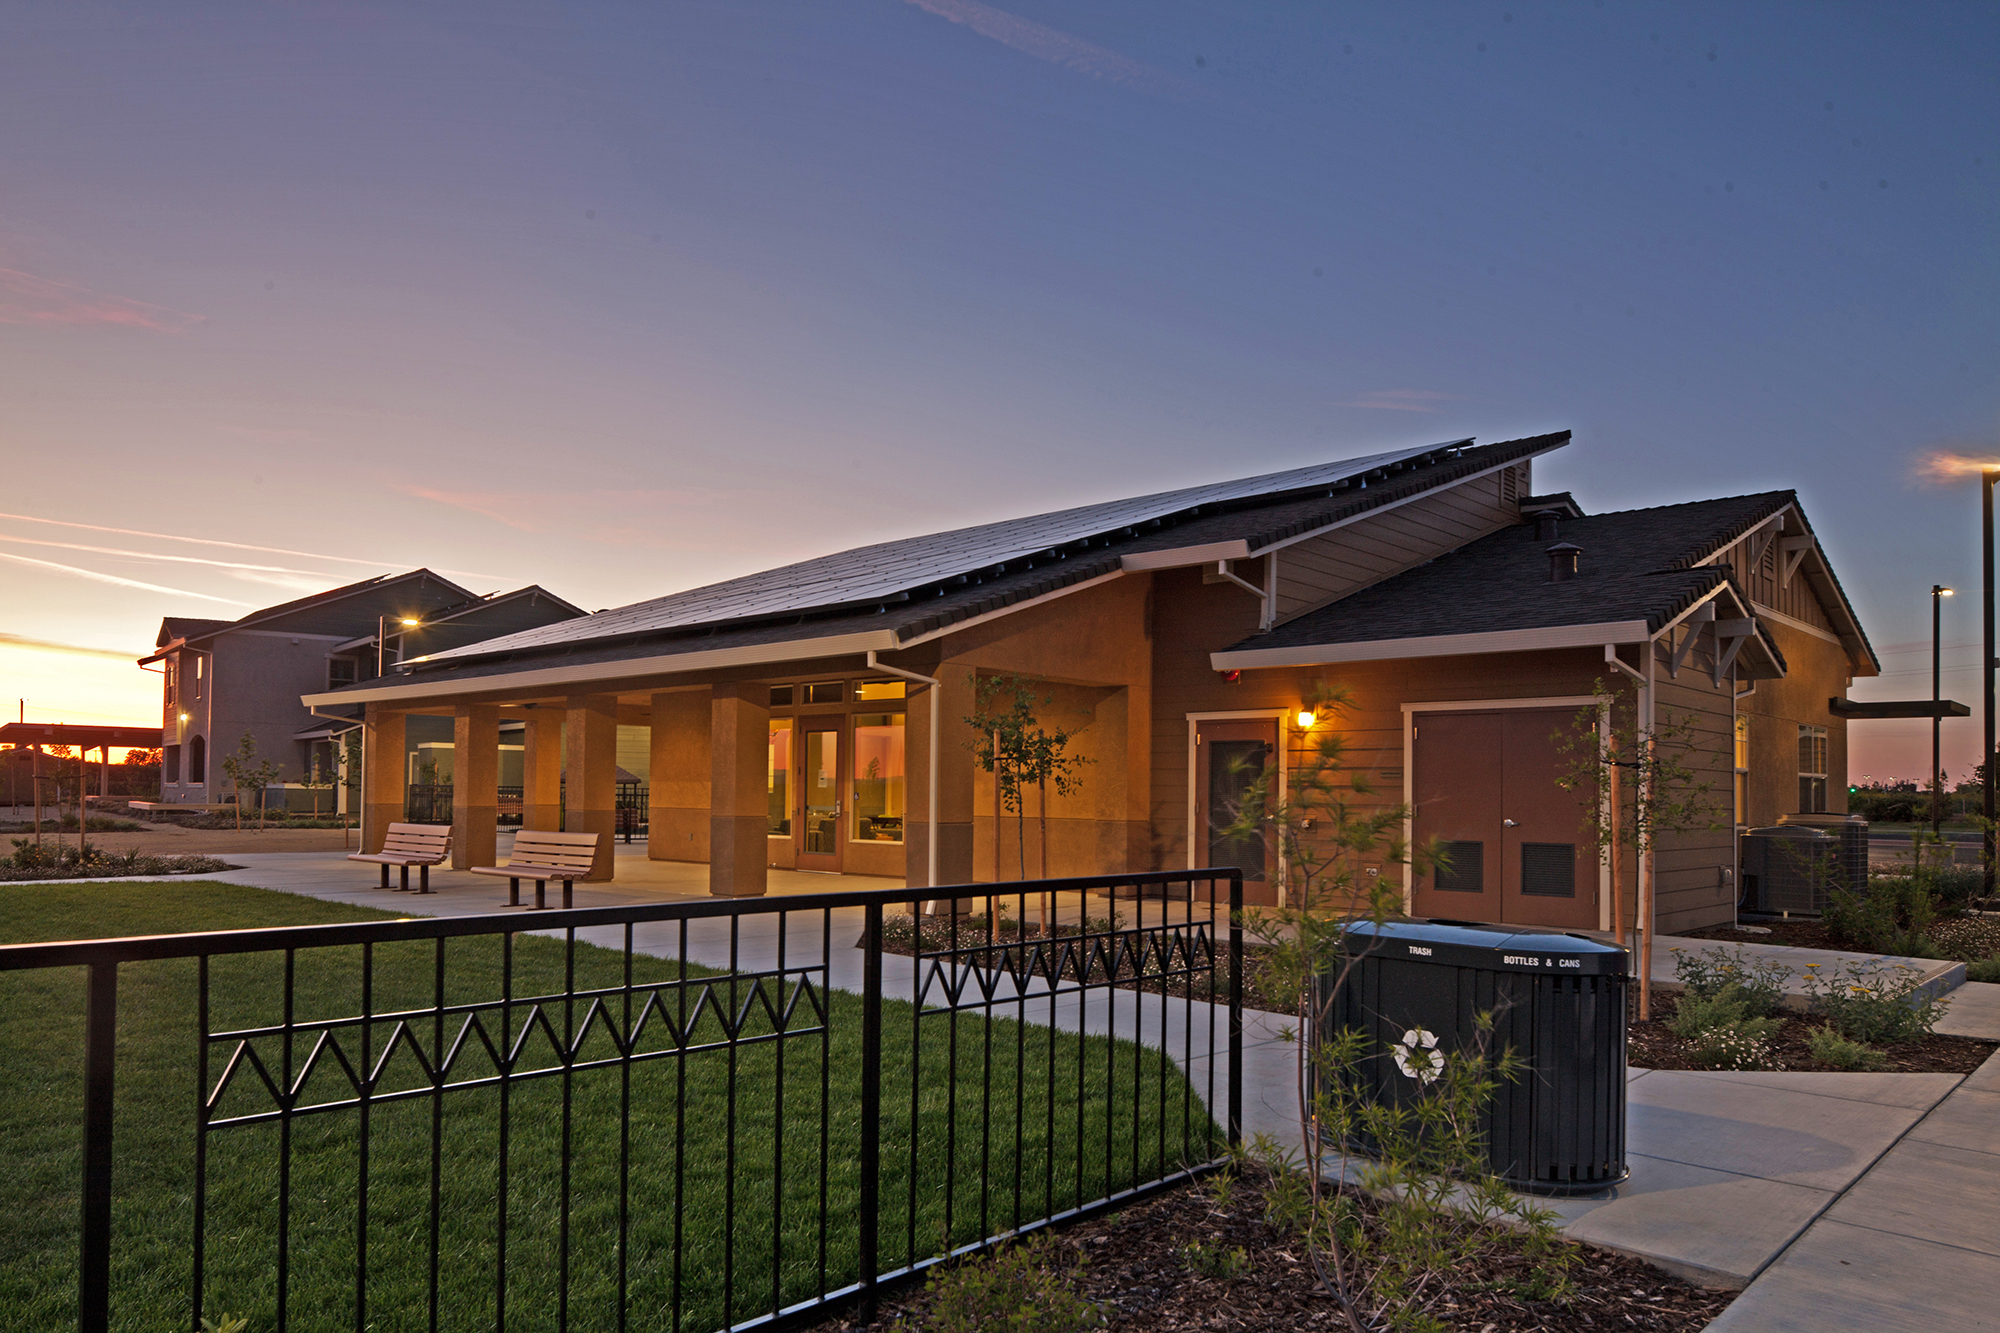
[0,869,1243,1333]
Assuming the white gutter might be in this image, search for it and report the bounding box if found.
[1212,560,1271,631]
[866,650,941,890]
[301,629,902,708]
[1211,620,1653,671]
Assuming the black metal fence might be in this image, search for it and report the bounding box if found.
[0,870,1242,1332]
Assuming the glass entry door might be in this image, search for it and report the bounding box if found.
[797,720,843,873]
[1194,718,1276,902]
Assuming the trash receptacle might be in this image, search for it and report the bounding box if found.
[1316,918,1628,1195]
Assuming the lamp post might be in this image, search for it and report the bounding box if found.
[1985,470,1997,896]
[1934,584,1953,837]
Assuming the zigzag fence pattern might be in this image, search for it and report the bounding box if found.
[1,869,1243,1333]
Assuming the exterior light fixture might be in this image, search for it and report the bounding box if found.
[1296,709,1317,729]
[400,617,421,627]
[177,713,189,722]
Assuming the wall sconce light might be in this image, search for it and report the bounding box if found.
[178,713,189,723]
[1296,709,1317,729]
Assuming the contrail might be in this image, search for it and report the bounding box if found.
[0,551,254,606]
[0,533,328,575]
[0,632,138,660]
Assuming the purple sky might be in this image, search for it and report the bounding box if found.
[1,2,1994,778]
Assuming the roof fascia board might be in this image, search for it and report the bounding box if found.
[1210,620,1655,671]
[894,569,1126,650]
[1253,449,1559,557]
[301,629,902,708]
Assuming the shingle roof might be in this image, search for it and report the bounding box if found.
[1230,491,1809,658]
[408,434,1566,673]
[157,617,233,647]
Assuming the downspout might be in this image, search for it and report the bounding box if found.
[1604,644,1654,1003]
[866,650,941,890]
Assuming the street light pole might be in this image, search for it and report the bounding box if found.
[1934,584,1952,837]
[1985,471,1996,896]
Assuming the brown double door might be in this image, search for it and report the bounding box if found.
[1410,708,1595,931]
[1194,718,1277,903]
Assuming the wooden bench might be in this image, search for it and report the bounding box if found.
[348,822,453,894]
[469,830,601,910]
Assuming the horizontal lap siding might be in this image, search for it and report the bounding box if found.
[1652,654,1739,935]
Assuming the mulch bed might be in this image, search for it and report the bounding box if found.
[833,1165,1736,1332]
[1681,918,1844,951]
[1628,989,1994,1074]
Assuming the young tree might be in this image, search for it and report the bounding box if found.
[301,744,338,817]
[1554,679,1724,1018]
[963,673,1091,924]
[220,731,282,832]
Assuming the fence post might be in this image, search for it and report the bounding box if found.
[79,961,118,1333]
[858,902,884,1320]
[1227,872,1243,1150]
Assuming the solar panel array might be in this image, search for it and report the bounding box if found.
[414,441,1460,663]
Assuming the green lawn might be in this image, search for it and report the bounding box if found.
[0,882,1218,1332]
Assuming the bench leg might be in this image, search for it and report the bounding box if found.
[417,863,431,894]
[561,878,573,909]
[379,864,390,890]
[397,864,411,893]
[527,878,548,911]
[508,877,521,908]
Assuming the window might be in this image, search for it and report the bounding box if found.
[855,680,907,701]
[165,656,179,706]
[769,685,794,707]
[1734,715,1750,825]
[188,735,207,786]
[767,720,792,835]
[851,713,906,842]
[1797,724,1827,814]
[803,681,843,705]
[164,744,181,785]
[192,654,205,699]
[327,657,358,691]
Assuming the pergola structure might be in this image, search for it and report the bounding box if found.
[0,722,162,802]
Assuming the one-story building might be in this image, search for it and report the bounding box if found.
[305,431,1878,935]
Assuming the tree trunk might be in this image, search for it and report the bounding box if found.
[1039,775,1050,934]
[1608,733,1624,949]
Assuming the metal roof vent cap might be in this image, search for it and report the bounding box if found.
[1546,542,1582,583]
[1532,509,1561,542]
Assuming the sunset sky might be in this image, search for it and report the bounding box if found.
[1,2,1994,779]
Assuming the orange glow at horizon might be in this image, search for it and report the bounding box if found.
[1920,451,2000,479]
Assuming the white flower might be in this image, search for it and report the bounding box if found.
[1392,1027,1442,1084]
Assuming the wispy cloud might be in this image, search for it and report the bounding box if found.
[0,267,203,332]
[0,551,254,605]
[1331,389,1462,414]
[0,632,140,661]
[0,533,328,576]
[899,0,1185,98]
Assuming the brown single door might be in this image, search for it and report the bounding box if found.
[1411,711,1506,921]
[1496,708,1596,930]
[1195,719,1276,903]
[796,719,843,873]
[1411,708,1595,931]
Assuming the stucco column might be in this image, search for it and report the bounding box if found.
[450,703,499,870]
[361,707,406,854]
[521,710,562,833]
[924,665,979,895]
[648,689,712,863]
[565,693,618,881]
[709,682,769,897]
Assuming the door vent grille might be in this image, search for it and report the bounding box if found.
[1435,841,1484,893]
[1521,843,1577,897]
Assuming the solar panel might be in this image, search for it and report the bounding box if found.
[412,440,1462,664]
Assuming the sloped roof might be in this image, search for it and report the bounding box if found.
[411,436,1564,671]
[157,617,233,647]
[1219,491,1877,672]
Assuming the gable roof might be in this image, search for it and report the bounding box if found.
[156,617,233,648]
[1213,490,1876,675]
[406,434,1565,677]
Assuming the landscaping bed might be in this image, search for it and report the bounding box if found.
[835,1163,1735,1332]
[2,841,235,881]
[1629,988,1993,1075]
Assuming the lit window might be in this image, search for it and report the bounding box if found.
[1797,724,1828,814]
[855,680,907,701]
[767,720,792,835]
[852,713,906,843]
[1734,715,1750,825]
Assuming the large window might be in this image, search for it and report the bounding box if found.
[1734,714,1750,825]
[164,744,181,785]
[851,713,906,843]
[188,735,207,786]
[767,720,792,835]
[1798,724,1828,814]
[165,656,179,706]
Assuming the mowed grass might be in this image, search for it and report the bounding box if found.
[0,882,1218,1332]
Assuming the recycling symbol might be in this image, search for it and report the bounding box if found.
[1392,1027,1442,1084]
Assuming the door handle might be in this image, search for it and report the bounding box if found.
[1503,819,1519,828]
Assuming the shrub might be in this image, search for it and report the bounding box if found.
[1179,1239,1251,1279]
[1670,946,1788,1017]
[1967,956,2000,985]
[1801,960,1946,1046]
[899,1236,1105,1333]
[1669,983,1785,1070]
[1826,880,1938,958]
[1807,1027,1889,1071]
[1681,1023,1784,1071]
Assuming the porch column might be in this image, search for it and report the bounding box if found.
[648,689,712,863]
[361,707,406,854]
[709,682,769,897]
[521,710,562,832]
[99,746,110,799]
[450,703,499,870]
[929,666,979,889]
[565,693,618,881]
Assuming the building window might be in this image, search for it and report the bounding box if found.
[165,656,179,706]
[852,713,906,843]
[767,720,792,835]
[803,681,843,705]
[1734,714,1750,826]
[769,685,794,708]
[165,744,181,785]
[193,655,205,699]
[188,735,207,786]
[1797,724,1827,814]
[327,657,358,691]
[855,680,907,701]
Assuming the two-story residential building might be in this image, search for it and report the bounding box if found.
[303,432,1878,936]
[144,570,583,807]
